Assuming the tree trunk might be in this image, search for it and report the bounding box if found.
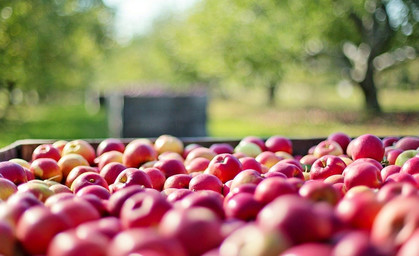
[267,81,277,106]
[359,64,381,114]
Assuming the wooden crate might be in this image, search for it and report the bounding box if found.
[0,137,326,162]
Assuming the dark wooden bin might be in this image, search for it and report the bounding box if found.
[0,137,326,162]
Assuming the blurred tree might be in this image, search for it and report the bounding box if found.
[0,0,113,119]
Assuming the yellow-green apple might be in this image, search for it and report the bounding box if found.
[108,227,187,256]
[240,156,263,174]
[47,229,108,256]
[376,182,418,203]
[123,140,158,168]
[254,177,296,204]
[30,158,62,182]
[310,155,346,180]
[371,196,419,254]
[241,136,267,151]
[165,188,194,203]
[76,184,111,200]
[96,150,123,170]
[229,169,264,191]
[58,153,89,179]
[224,192,264,221]
[32,144,61,162]
[386,148,403,165]
[280,243,333,256]
[299,154,318,172]
[62,139,96,165]
[177,190,225,220]
[0,161,27,185]
[52,140,68,154]
[219,223,290,256]
[163,174,192,189]
[265,136,293,155]
[257,195,333,245]
[350,134,385,162]
[209,143,234,154]
[380,165,401,181]
[96,138,125,156]
[313,140,344,158]
[298,180,340,205]
[65,166,98,188]
[0,178,17,201]
[343,162,383,189]
[188,173,223,193]
[99,162,126,185]
[159,207,223,256]
[16,205,70,255]
[255,151,283,169]
[112,168,152,192]
[382,136,399,147]
[332,230,384,256]
[154,158,187,178]
[185,157,210,173]
[120,190,172,228]
[17,180,54,202]
[335,189,383,231]
[400,156,419,175]
[395,136,419,150]
[0,220,15,256]
[70,172,109,193]
[107,185,145,217]
[205,153,243,183]
[234,141,262,158]
[50,197,100,228]
[395,149,419,166]
[268,162,304,179]
[154,134,184,155]
[142,167,166,191]
[328,132,352,152]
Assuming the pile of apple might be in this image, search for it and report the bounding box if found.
[0,133,419,256]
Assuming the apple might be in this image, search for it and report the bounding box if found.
[16,205,70,255]
[205,153,243,183]
[1,192,42,229]
[241,136,266,151]
[17,180,54,202]
[8,158,31,170]
[380,165,401,181]
[239,156,263,174]
[71,172,109,193]
[229,169,264,191]
[159,207,223,256]
[0,161,27,185]
[0,178,17,201]
[299,154,319,172]
[224,192,264,221]
[123,140,158,168]
[112,168,152,192]
[182,143,202,159]
[323,174,344,184]
[382,136,400,147]
[268,162,304,179]
[332,230,384,256]
[96,138,125,156]
[219,223,290,256]
[343,162,382,189]
[254,177,296,204]
[184,147,217,164]
[47,229,108,256]
[395,136,419,151]
[96,150,123,170]
[400,156,419,175]
[395,149,419,166]
[99,162,126,185]
[62,139,96,165]
[154,158,187,178]
[76,216,123,241]
[328,132,352,152]
[52,140,68,154]
[107,185,145,217]
[386,148,403,165]
[32,143,61,162]
[158,151,184,162]
[397,229,419,256]
[185,157,210,173]
[50,197,101,228]
[265,136,293,155]
[163,174,192,189]
[350,134,385,162]
[76,184,111,200]
[234,141,262,158]
[385,172,417,187]
[154,134,184,155]
[299,180,340,205]
[58,153,90,179]
[165,188,194,203]
[30,158,62,182]
[44,193,75,208]
[209,143,234,154]
[0,220,15,256]
[142,167,166,191]
[376,182,418,203]
[177,190,225,220]
[310,155,346,180]
[281,243,334,256]
[65,165,98,188]
[313,140,344,158]
[255,151,283,169]
[188,173,223,193]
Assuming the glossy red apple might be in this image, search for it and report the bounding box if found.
[268,162,304,179]
[0,161,27,185]
[386,148,403,165]
[400,156,419,175]
[242,136,266,151]
[184,147,216,164]
[76,216,123,241]
[323,174,344,185]
[313,140,343,158]
[96,150,123,170]
[332,230,384,256]
[205,153,243,183]
[328,132,352,152]
[225,192,264,221]
[76,184,111,200]
[65,165,99,188]
[395,136,419,151]
[96,138,125,156]
[209,143,234,154]
[229,169,264,191]
[265,136,293,155]
[255,151,283,169]
[17,180,54,203]
[350,134,385,162]
[382,136,399,147]
[310,155,346,180]
[163,174,192,189]
[50,197,100,228]
[299,180,340,205]
[182,143,203,159]
[381,165,401,181]
[239,156,263,174]
[185,157,210,173]
[281,243,333,256]
[32,144,61,162]
[62,139,96,165]
[376,182,418,203]
[154,158,187,178]
[58,153,90,179]
[112,168,152,192]
[123,140,158,168]
[107,185,145,217]
[188,173,223,193]
[343,162,383,189]
[143,167,166,191]
[177,190,225,220]
[254,177,296,204]
[30,158,62,182]
[71,172,109,193]
[0,220,15,256]
[385,172,417,187]
[165,188,194,203]
[99,162,126,185]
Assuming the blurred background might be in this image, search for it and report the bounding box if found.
[0,0,418,147]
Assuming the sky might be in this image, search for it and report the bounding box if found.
[103,0,198,43]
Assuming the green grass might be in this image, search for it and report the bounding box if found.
[0,87,418,149]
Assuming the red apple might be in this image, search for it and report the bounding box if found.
[332,230,384,256]
[265,136,293,155]
[397,229,419,256]
[184,147,216,164]
[0,161,27,185]
[65,165,99,188]
[62,139,96,165]
[299,154,319,172]
[107,185,145,217]
[255,151,283,169]
[385,172,417,187]
[350,134,385,162]
[281,243,333,256]
[154,158,187,178]
[185,157,210,173]
[52,140,68,154]
[58,153,90,179]
[76,216,123,241]
[32,144,61,162]
[310,155,346,180]
[1,193,42,229]
[209,143,234,154]
[44,193,75,208]
[182,143,203,159]
[99,162,126,185]
[343,162,383,189]
[70,171,109,193]
[96,150,123,170]
[112,168,152,192]
[328,132,352,152]
[313,140,343,158]
[0,178,17,201]
[163,174,192,189]
[188,173,223,193]
[177,190,225,220]
[239,156,263,174]
[76,184,111,200]
[395,136,419,151]
[386,148,403,165]
[299,180,340,205]
[224,192,264,221]
[382,136,399,147]
[242,136,266,151]
[268,162,304,179]
[254,177,296,204]
[123,140,158,168]
[381,165,401,181]
[229,169,264,191]
[400,156,419,175]
[30,158,62,182]
[0,220,15,256]
[165,188,194,203]
[377,182,418,203]
[143,167,166,191]
[96,138,125,156]
[50,197,100,228]
[205,153,243,183]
